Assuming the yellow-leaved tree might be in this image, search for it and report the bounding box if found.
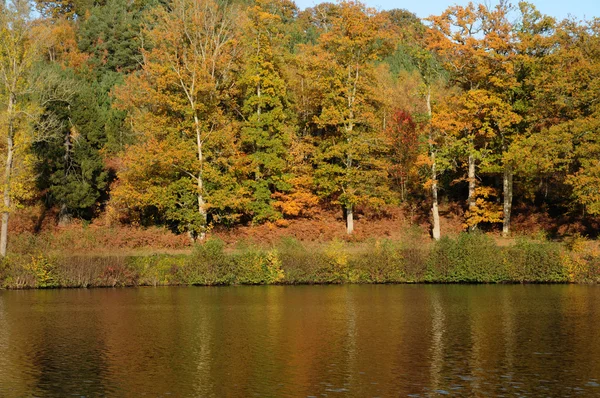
[0,0,40,256]
[113,0,249,238]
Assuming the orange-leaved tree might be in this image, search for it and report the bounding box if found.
[113,0,248,237]
[429,1,521,232]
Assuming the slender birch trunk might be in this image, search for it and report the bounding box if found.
[346,205,354,235]
[467,153,477,232]
[427,87,441,240]
[502,166,513,237]
[1,93,16,257]
[194,112,207,241]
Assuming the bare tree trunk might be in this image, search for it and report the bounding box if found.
[194,113,207,241]
[346,205,354,235]
[1,93,16,257]
[502,166,513,237]
[467,153,477,232]
[427,87,441,240]
[431,155,441,240]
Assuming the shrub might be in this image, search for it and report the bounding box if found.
[55,256,113,287]
[320,239,350,283]
[561,237,600,283]
[129,255,184,286]
[234,248,285,284]
[506,239,566,282]
[276,238,328,284]
[178,239,234,285]
[96,260,139,287]
[25,255,59,288]
[353,240,405,283]
[427,233,505,283]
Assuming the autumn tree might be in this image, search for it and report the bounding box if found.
[306,0,393,234]
[0,0,80,255]
[114,0,246,237]
[549,19,600,216]
[399,19,446,240]
[429,2,522,233]
[386,109,420,202]
[239,0,297,222]
[0,0,41,256]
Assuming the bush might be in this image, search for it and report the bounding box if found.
[352,240,406,283]
[233,248,285,284]
[561,236,600,283]
[506,239,566,282]
[4,233,600,288]
[427,233,505,283]
[129,255,184,286]
[178,239,234,285]
[25,255,59,288]
[96,260,139,287]
[276,238,328,284]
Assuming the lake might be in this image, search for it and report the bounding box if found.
[1,285,599,397]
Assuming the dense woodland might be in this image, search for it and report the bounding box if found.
[1,0,600,256]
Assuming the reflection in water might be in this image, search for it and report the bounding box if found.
[429,287,444,394]
[1,285,600,397]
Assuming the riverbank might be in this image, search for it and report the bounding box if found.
[1,233,599,288]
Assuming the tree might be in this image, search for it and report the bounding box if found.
[306,0,393,234]
[33,0,93,20]
[33,69,110,222]
[386,109,421,202]
[410,45,445,241]
[114,0,246,237]
[552,19,600,216]
[239,0,296,223]
[0,0,40,256]
[429,2,521,233]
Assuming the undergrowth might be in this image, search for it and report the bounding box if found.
[1,233,599,289]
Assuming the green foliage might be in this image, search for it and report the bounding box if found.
[4,235,600,288]
[34,69,110,219]
[77,0,147,75]
[179,239,234,285]
[276,237,328,283]
[506,238,566,282]
[427,233,505,282]
[233,247,285,284]
[129,255,184,286]
[240,0,296,223]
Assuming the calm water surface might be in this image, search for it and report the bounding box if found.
[1,285,599,397]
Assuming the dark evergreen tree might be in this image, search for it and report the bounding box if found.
[34,68,110,221]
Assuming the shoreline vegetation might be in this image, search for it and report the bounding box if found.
[2,232,599,289]
[3,0,600,289]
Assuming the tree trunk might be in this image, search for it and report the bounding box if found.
[58,125,72,226]
[346,205,354,235]
[427,87,441,240]
[502,166,513,237]
[431,155,441,241]
[1,93,16,257]
[195,114,207,241]
[467,153,477,232]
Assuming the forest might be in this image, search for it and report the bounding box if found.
[1,0,600,259]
